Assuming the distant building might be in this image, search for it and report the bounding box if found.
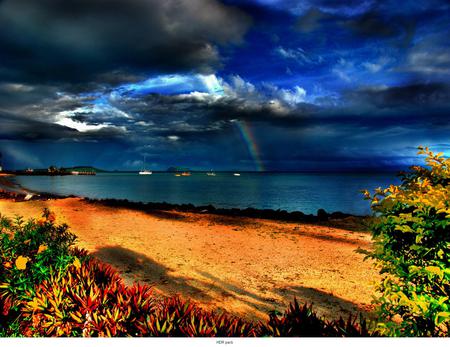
[48,166,58,173]
[76,171,95,175]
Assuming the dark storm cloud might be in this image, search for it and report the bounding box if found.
[110,85,318,131]
[0,0,250,83]
[0,110,126,141]
[295,8,330,33]
[296,7,415,43]
[0,111,77,140]
[169,83,450,135]
[0,85,99,129]
[0,83,58,109]
[1,78,449,170]
[199,99,315,127]
[343,83,450,110]
[55,79,450,136]
[193,82,450,128]
[3,77,449,149]
[235,0,375,16]
[343,11,404,38]
[400,32,450,77]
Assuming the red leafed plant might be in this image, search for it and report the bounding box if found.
[136,296,258,337]
[20,259,156,337]
[256,298,374,337]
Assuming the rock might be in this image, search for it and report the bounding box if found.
[317,208,329,221]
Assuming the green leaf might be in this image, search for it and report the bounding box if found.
[434,312,450,325]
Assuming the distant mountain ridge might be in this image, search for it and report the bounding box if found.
[65,166,106,173]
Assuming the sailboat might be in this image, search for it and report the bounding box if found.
[139,155,152,175]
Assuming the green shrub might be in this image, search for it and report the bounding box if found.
[363,147,450,336]
[0,208,78,335]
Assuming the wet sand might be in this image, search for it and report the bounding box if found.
[0,173,18,189]
[0,196,380,321]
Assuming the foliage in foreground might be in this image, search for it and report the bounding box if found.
[0,210,372,337]
[259,299,374,337]
[363,147,450,336]
[0,209,80,335]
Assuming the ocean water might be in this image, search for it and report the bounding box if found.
[13,172,398,215]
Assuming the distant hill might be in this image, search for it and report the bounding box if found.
[63,166,106,173]
[167,166,190,172]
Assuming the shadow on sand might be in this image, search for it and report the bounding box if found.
[92,246,274,313]
[92,245,369,320]
[288,228,371,246]
[273,286,373,319]
[85,198,369,233]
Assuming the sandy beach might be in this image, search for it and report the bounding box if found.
[0,194,380,322]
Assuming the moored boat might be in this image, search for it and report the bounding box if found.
[139,155,152,175]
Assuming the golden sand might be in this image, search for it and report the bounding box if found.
[0,197,380,321]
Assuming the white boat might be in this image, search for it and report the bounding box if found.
[206,170,216,176]
[233,173,241,176]
[139,155,152,175]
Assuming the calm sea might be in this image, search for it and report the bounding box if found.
[13,172,398,215]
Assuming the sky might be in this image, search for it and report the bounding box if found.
[0,0,449,171]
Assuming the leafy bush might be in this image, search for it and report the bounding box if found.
[363,147,450,336]
[0,209,78,335]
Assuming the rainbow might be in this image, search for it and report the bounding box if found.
[234,120,265,172]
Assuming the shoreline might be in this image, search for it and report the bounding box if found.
[0,174,370,227]
[0,175,70,201]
